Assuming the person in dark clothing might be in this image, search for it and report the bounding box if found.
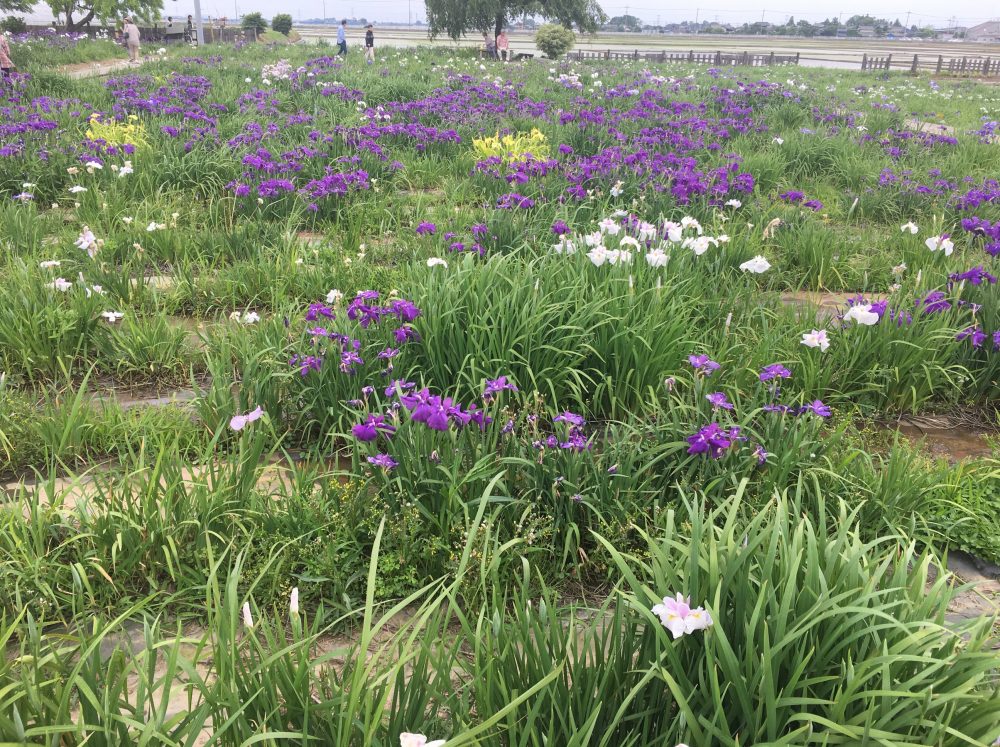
[364,24,374,64]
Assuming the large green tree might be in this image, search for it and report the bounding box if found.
[1,0,32,14]
[425,0,606,41]
[48,0,162,31]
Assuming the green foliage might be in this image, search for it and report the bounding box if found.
[241,11,267,32]
[534,22,577,58]
[426,0,604,40]
[46,0,161,31]
[271,12,292,34]
[0,45,999,745]
[0,15,27,32]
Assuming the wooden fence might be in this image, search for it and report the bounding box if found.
[568,49,800,66]
[861,52,999,76]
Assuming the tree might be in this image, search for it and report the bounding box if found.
[606,13,641,31]
[271,12,292,34]
[1,14,27,32]
[47,0,162,31]
[425,0,606,42]
[1,0,31,14]
[241,11,267,32]
[534,22,574,57]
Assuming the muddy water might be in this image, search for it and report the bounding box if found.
[895,421,995,461]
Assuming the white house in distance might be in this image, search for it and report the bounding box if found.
[966,20,1000,42]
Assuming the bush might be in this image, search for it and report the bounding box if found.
[1,15,27,34]
[241,12,267,33]
[534,23,575,58]
[271,13,292,35]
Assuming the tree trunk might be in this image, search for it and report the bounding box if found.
[65,3,95,31]
[494,12,502,40]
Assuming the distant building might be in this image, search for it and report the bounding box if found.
[935,27,966,40]
[857,25,876,37]
[966,20,1000,42]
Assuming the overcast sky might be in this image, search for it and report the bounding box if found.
[26,0,998,28]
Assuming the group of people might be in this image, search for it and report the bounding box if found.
[162,16,198,44]
[336,20,377,63]
[482,30,512,61]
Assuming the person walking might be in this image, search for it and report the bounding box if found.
[0,31,14,82]
[497,29,510,61]
[364,24,374,64]
[337,19,347,56]
[122,17,141,64]
[185,15,194,43]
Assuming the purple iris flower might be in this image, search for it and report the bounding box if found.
[759,364,791,382]
[705,392,734,411]
[800,400,832,417]
[367,453,399,470]
[949,266,998,286]
[352,414,396,442]
[686,423,736,459]
[290,354,323,376]
[340,350,363,373]
[688,354,721,376]
[305,303,335,321]
[384,379,415,397]
[483,376,518,401]
[956,326,987,348]
[393,325,420,344]
[753,443,768,465]
[416,221,436,235]
[553,411,586,427]
[560,432,592,451]
[916,291,951,315]
[551,219,570,236]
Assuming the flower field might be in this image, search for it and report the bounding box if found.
[1,38,999,744]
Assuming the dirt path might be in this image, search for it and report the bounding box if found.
[57,57,138,79]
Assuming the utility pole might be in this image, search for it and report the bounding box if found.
[193,0,205,45]
[322,0,326,23]
[408,0,412,26]
[905,10,911,26]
